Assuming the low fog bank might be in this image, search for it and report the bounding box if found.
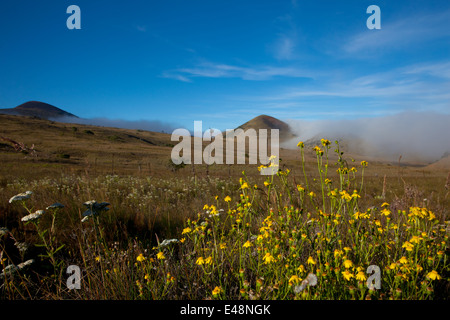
[283,111,450,163]
[53,116,179,134]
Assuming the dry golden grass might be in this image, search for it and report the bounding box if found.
[0,114,448,300]
[1,114,448,229]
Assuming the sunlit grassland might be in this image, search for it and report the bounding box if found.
[0,138,448,300]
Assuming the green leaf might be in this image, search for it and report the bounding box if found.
[54,244,65,253]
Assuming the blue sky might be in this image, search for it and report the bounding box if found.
[0,0,449,132]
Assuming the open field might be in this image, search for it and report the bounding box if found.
[0,115,448,300]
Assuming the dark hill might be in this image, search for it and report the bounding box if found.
[0,101,78,119]
[236,115,295,141]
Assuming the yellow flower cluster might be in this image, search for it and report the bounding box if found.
[164,139,447,300]
[408,207,436,221]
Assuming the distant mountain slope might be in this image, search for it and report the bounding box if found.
[0,113,175,179]
[0,101,78,119]
[426,153,450,170]
[236,115,295,141]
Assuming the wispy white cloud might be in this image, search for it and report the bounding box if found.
[257,60,449,99]
[343,9,450,54]
[272,35,297,60]
[402,61,450,79]
[160,71,192,83]
[163,61,311,82]
[269,13,301,61]
[222,59,450,120]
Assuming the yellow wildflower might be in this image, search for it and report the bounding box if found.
[356,271,367,281]
[340,190,352,202]
[313,146,323,155]
[426,270,441,280]
[389,262,397,270]
[263,252,276,264]
[342,270,354,281]
[402,241,414,252]
[343,259,353,269]
[208,205,218,215]
[212,286,222,296]
[196,257,205,265]
[205,256,213,265]
[156,252,165,260]
[224,196,231,202]
[334,249,344,259]
[136,253,146,262]
[243,240,253,248]
[307,256,316,265]
[399,256,408,265]
[289,275,301,285]
[428,211,436,221]
[297,141,304,148]
[321,139,331,147]
[182,227,192,234]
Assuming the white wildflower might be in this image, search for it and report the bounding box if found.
[46,202,64,210]
[0,259,34,279]
[9,191,33,203]
[83,200,110,211]
[82,209,95,217]
[21,210,45,222]
[83,200,97,206]
[81,201,110,220]
[0,227,9,237]
[159,239,179,248]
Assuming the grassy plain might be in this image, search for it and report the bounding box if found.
[0,115,448,300]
